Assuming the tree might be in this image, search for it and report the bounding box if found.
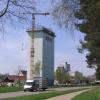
[0,0,78,32]
[55,69,63,84]
[52,0,79,29]
[0,0,35,32]
[52,0,100,80]
[75,0,100,79]
[0,74,6,81]
[63,72,70,84]
[75,71,84,83]
[16,66,22,88]
[55,68,70,84]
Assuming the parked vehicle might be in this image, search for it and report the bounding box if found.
[24,77,47,92]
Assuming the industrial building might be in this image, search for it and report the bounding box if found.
[27,27,55,85]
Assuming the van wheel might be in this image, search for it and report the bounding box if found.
[30,89,34,92]
[24,89,26,92]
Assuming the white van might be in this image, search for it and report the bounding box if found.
[24,77,47,92]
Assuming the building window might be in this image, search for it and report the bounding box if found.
[46,36,52,42]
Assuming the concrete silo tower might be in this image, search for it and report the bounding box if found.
[27,27,55,85]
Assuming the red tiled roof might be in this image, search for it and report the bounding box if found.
[7,75,26,81]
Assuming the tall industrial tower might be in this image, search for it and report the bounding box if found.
[27,13,55,85]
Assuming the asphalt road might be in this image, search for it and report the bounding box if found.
[0,86,93,99]
[0,91,40,99]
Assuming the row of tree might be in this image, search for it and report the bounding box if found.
[55,69,85,84]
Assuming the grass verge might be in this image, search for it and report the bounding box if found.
[3,88,89,100]
[0,87,23,93]
[72,87,100,100]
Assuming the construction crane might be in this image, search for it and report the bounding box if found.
[29,12,49,78]
[32,12,49,30]
[31,12,49,77]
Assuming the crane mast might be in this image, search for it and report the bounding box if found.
[30,12,49,78]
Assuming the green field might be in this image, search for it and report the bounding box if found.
[0,87,23,93]
[72,87,100,100]
[3,88,89,100]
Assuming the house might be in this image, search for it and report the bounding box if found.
[3,75,26,86]
[19,70,27,76]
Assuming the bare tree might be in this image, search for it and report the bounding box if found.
[0,0,35,32]
[0,0,79,33]
[51,0,79,30]
[16,65,22,88]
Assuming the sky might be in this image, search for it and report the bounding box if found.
[0,0,95,76]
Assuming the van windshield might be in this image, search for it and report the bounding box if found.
[25,82,34,85]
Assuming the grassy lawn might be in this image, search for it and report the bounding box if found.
[0,87,23,93]
[3,88,89,100]
[72,87,100,100]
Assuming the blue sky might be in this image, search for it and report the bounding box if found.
[0,0,95,76]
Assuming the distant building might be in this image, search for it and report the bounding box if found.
[69,71,75,77]
[65,62,70,72]
[4,75,26,82]
[57,62,71,74]
[57,65,65,74]
[19,70,27,76]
